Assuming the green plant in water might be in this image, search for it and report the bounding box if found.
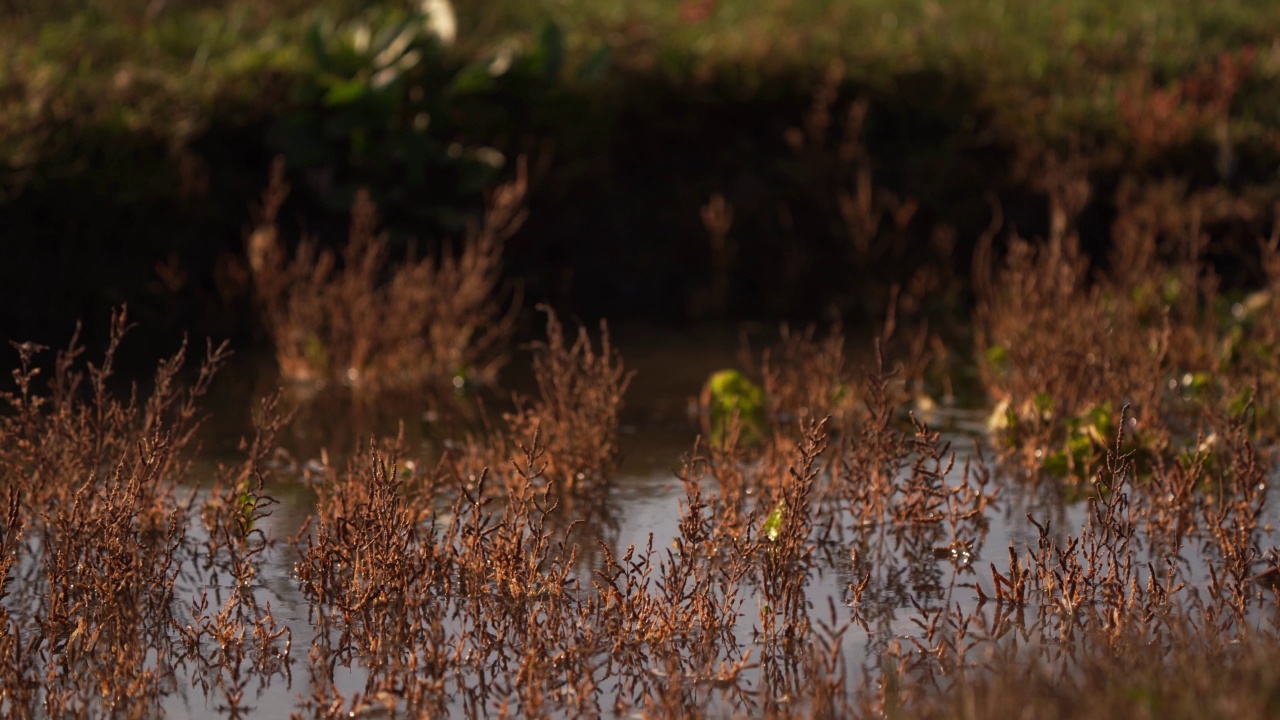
[988,395,1145,479]
[1041,402,1158,479]
[986,393,1054,443]
[984,344,1010,376]
[235,480,259,533]
[762,500,786,542]
[1041,402,1110,477]
[303,332,330,378]
[701,369,766,447]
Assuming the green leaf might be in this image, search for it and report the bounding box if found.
[577,45,611,83]
[236,486,257,530]
[1042,450,1069,477]
[1188,372,1213,394]
[703,368,766,447]
[304,333,330,375]
[984,344,1009,374]
[536,22,564,79]
[323,78,368,106]
[450,63,496,95]
[707,369,764,413]
[1080,402,1113,443]
[1032,392,1055,417]
[763,501,786,542]
[1066,431,1094,463]
[307,18,331,70]
[1228,387,1255,419]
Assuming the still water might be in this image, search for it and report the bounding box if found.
[148,325,1273,718]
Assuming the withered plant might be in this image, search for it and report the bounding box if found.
[182,392,294,718]
[0,312,304,719]
[1117,47,1256,163]
[439,308,633,497]
[502,308,634,493]
[0,309,229,717]
[247,156,528,390]
[11,254,1280,719]
[761,326,856,427]
[969,165,1278,475]
[861,402,1280,720]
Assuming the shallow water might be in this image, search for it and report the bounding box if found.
[23,326,1277,718]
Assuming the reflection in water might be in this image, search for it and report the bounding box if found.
[166,334,1056,717]
[9,328,1276,718]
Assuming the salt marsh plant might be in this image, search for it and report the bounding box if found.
[974,165,1280,476]
[5,301,1280,718]
[247,156,527,390]
[500,308,633,492]
[0,308,290,718]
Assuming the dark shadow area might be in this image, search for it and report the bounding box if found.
[3,58,1277,365]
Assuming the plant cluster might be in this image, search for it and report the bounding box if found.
[267,1,609,236]
[0,309,292,718]
[246,155,527,390]
[975,163,1280,477]
[277,324,1004,718]
[6,294,1280,717]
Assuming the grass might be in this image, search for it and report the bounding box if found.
[5,0,1280,344]
[5,0,1280,175]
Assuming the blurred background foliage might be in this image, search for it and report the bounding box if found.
[2,0,1279,350]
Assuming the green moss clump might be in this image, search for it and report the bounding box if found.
[702,368,766,447]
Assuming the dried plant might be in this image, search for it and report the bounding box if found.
[1117,47,1256,163]
[971,173,1250,474]
[247,156,528,390]
[0,309,250,718]
[8,278,1280,720]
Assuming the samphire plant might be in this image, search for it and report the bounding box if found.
[246,155,528,391]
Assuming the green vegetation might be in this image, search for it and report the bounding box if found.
[3,0,1275,171]
[5,0,1280,342]
[700,368,766,447]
